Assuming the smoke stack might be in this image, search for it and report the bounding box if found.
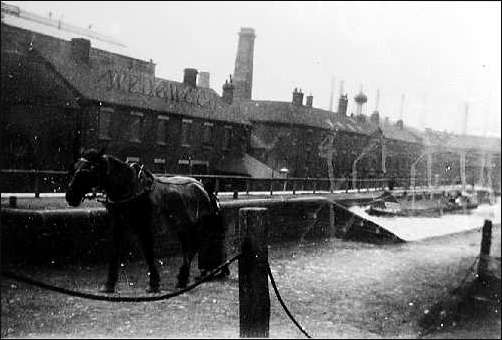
[222,75,234,104]
[463,102,468,135]
[197,71,210,88]
[233,27,256,101]
[329,76,335,111]
[370,111,380,126]
[306,94,313,107]
[399,93,405,120]
[292,88,304,106]
[338,94,348,116]
[70,38,90,64]
[183,68,198,88]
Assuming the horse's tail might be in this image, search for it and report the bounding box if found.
[198,180,229,276]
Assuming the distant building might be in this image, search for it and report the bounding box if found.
[1,2,500,192]
[1,2,271,178]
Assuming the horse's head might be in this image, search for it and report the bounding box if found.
[66,148,108,207]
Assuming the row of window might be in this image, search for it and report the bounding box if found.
[98,107,233,149]
[124,156,209,174]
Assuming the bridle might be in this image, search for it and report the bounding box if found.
[71,156,110,202]
[74,156,152,206]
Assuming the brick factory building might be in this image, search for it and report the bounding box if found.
[1,2,500,191]
[1,2,273,178]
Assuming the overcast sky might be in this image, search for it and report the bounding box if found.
[8,1,501,137]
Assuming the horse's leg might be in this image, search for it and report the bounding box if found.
[137,223,160,293]
[176,229,197,288]
[100,215,122,293]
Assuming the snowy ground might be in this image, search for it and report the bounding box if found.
[348,197,501,241]
[2,225,500,339]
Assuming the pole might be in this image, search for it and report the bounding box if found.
[239,207,270,338]
[477,219,492,282]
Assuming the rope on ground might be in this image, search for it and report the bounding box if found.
[266,262,312,339]
[455,256,480,289]
[1,254,240,302]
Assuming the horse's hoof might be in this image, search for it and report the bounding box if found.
[99,285,116,293]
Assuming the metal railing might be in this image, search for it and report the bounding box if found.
[0,168,484,197]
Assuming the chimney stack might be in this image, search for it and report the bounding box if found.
[370,111,380,126]
[183,68,198,88]
[197,71,210,88]
[306,94,313,107]
[70,38,91,64]
[292,88,304,106]
[233,27,256,101]
[222,75,234,104]
[338,94,348,116]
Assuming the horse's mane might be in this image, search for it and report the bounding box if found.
[81,149,126,169]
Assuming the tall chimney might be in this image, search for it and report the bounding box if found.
[329,76,335,111]
[306,94,313,107]
[338,94,348,116]
[463,102,468,135]
[70,38,91,64]
[399,93,405,120]
[197,71,210,88]
[233,27,256,101]
[222,75,234,104]
[292,88,304,106]
[183,68,198,88]
[370,111,380,126]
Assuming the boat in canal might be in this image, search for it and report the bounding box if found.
[366,190,479,217]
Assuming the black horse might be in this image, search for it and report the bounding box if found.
[65,149,227,293]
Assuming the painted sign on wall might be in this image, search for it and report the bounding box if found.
[97,69,217,108]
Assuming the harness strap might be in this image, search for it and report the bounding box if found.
[104,163,153,206]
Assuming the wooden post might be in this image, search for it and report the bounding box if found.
[477,219,492,282]
[329,202,335,237]
[239,208,270,338]
[246,179,250,195]
[34,170,40,198]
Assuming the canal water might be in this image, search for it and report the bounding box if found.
[348,197,501,241]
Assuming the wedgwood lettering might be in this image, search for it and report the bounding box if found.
[98,69,216,108]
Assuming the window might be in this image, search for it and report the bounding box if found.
[203,122,214,145]
[181,119,193,146]
[129,111,144,143]
[178,159,190,174]
[98,107,113,140]
[153,158,166,173]
[126,156,140,164]
[156,115,169,145]
[223,126,232,150]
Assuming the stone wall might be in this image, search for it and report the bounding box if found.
[0,198,401,266]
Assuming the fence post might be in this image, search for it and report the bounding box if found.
[34,170,40,198]
[239,207,270,338]
[477,219,492,282]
